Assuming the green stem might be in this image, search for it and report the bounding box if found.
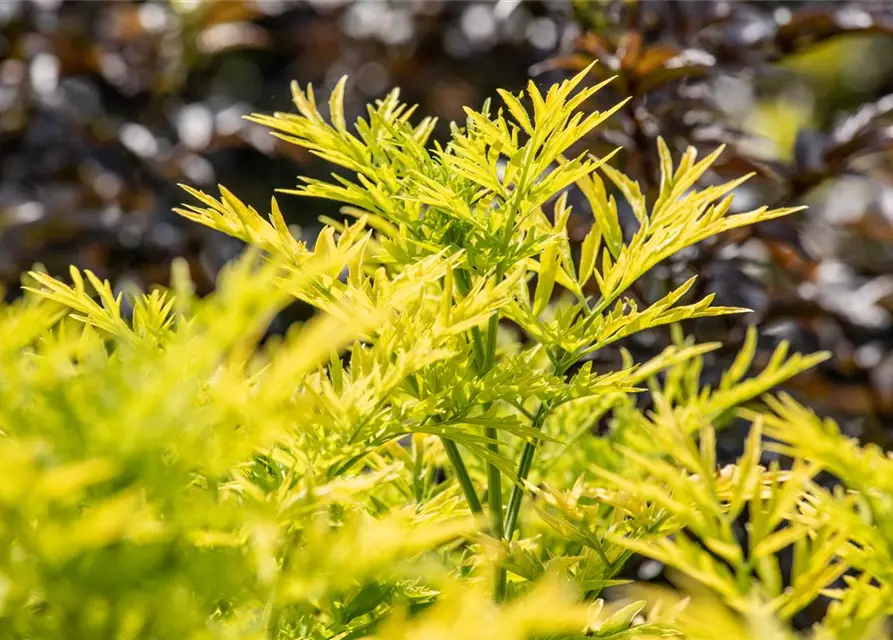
[477,317,503,538]
[441,437,483,514]
[480,313,506,599]
[503,403,551,540]
[436,271,483,515]
[503,353,576,542]
[487,419,506,601]
[457,265,507,598]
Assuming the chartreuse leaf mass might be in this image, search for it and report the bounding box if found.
[5,65,881,640]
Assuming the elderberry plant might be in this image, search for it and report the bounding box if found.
[2,66,888,639]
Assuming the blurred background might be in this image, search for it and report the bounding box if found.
[3,0,893,458]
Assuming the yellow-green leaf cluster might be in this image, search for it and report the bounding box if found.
[0,67,870,640]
